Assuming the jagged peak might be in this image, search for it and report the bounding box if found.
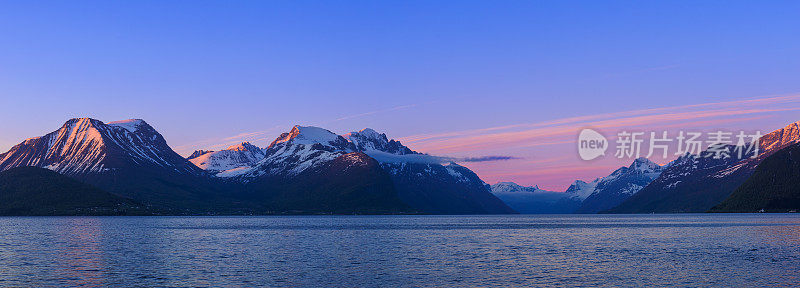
[346,127,391,142]
[187,150,214,160]
[65,117,100,123]
[23,136,42,144]
[492,181,539,190]
[629,157,661,171]
[347,128,386,140]
[225,141,261,152]
[344,127,417,156]
[61,117,103,129]
[604,158,661,179]
[778,120,800,131]
[570,179,588,186]
[495,181,520,186]
[760,120,800,154]
[268,125,344,148]
[564,179,598,200]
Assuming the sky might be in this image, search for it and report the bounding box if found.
[1,1,799,190]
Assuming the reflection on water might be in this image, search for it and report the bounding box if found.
[0,214,798,287]
[57,218,104,287]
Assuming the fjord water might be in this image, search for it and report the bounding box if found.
[0,215,798,287]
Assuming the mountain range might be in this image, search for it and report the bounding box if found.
[0,166,150,215]
[491,157,664,214]
[490,121,800,214]
[2,117,800,215]
[0,118,512,215]
[711,141,800,212]
[608,121,800,213]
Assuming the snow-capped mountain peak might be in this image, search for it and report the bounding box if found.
[226,142,261,152]
[176,123,513,213]
[629,157,661,173]
[759,121,800,155]
[188,142,266,177]
[270,126,347,148]
[108,119,147,133]
[490,182,547,194]
[345,128,416,156]
[242,126,357,179]
[0,117,198,176]
[188,150,213,160]
[354,128,384,140]
[565,179,599,200]
[573,158,666,213]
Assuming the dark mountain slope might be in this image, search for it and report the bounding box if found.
[605,151,754,213]
[245,152,414,214]
[0,118,245,213]
[711,142,800,212]
[0,166,150,215]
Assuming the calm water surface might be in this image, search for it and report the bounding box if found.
[0,214,798,287]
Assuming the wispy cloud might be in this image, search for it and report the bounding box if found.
[400,93,800,154]
[173,125,285,155]
[461,156,521,162]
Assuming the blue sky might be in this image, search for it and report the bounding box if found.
[1,1,799,189]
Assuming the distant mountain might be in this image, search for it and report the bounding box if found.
[492,158,665,214]
[188,142,265,177]
[607,121,800,213]
[0,118,238,212]
[0,166,150,215]
[575,157,664,213]
[491,182,546,194]
[564,179,599,201]
[711,142,800,212]
[490,182,580,214]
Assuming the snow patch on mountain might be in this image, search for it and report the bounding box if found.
[215,166,253,178]
[344,128,416,156]
[108,119,146,133]
[272,126,344,147]
[242,126,356,179]
[188,142,265,177]
[491,182,552,194]
[565,179,599,200]
[445,164,468,182]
